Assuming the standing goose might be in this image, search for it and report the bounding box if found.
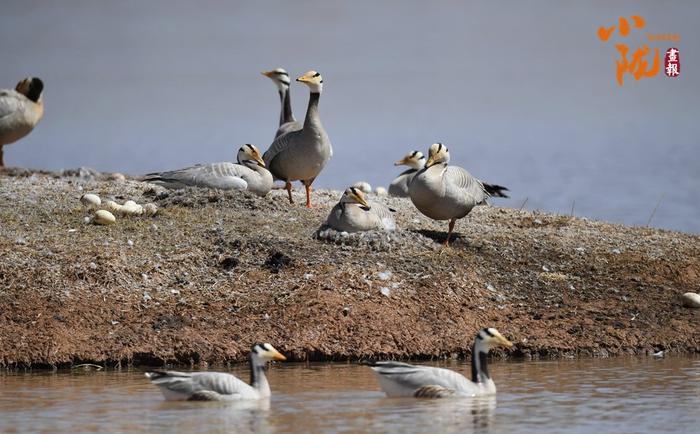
[409,143,492,246]
[0,77,44,167]
[145,343,286,401]
[389,151,426,197]
[326,186,396,232]
[366,328,513,398]
[142,144,273,196]
[261,68,302,138]
[263,70,332,208]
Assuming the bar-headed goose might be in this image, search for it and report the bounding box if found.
[143,144,273,196]
[409,143,495,245]
[261,68,302,138]
[366,328,513,398]
[0,77,44,167]
[389,151,426,197]
[263,70,332,208]
[326,186,396,232]
[145,343,286,401]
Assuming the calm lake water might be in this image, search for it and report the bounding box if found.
[1,1,699,234]
[1,357,698,433]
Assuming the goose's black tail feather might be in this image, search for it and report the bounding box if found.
[483,183,510,198]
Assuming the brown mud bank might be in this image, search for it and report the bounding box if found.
[0,170,698,369]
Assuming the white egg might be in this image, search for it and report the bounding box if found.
[143,203,158,216]
[103,200,122,213]
[120,200,143,216]
[374,186,388,196]
[94,210,116,225]
[80,193,101,209]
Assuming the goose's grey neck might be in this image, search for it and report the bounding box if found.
[303,92,321,130]
[282,87,295,124]
[249,355,271,396]
[471,341,490,384]
[277,90,285,126]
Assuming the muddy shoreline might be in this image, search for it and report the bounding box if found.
[0,170,698,369]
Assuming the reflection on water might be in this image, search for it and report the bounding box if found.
[1,357,698,433]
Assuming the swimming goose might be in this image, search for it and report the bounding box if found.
[0,77,44,167]
[367,328,513,398]
[326,187,396,232]
[409,143,490,246]
[143,144,273,196]
[263,70,332,207]
[145,343,286,401]
[389,151,426,197]
[261,68,302,138]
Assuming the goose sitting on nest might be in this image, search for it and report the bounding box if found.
[142,144,273,196]
[145,343,286,401]
[325,186,396,232]
[365,328,513,398]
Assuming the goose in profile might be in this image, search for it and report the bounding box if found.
[409,143,495,246]
[145,343,286,401]
[142,144,273,196]
[263,70,332,208]
[391,150,509,199]
[389,151,426,197]
[366,328,513,398]
[0,77,44,167]
[261,68,302,138]
[326,186,396,232]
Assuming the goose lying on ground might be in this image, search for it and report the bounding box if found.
[145,343,286,401]
[365,328,513,398]
[325,186,396,232]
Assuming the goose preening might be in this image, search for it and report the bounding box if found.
[409,143,495,246]
[366,328,513,398]
[0,77,44,167]
[142,144,273,196]
[145,343,286,401]
[389,151,426,197]
[263,70,332,208]
[325,186,396,232]
[261,68,302,139]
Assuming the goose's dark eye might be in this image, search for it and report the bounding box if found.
[312,72,320,78]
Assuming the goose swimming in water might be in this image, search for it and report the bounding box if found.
[366,328,513,398]
[263,70,332,208]
[261,68,302,139]
[0,77,44,167]
[145,343,286,401]
[325,186,396,232]
[409,143,498,246]
[142,144,273,196]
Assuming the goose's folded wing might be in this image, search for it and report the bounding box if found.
[143,162,248,190]
[146,371,254,398]
[0,90,24,122]
[445,166,489,204]
[370,362,471,391]
[263,129,300,166]
[275,121,302,139]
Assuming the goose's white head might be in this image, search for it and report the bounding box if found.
[261,68,291,91]
[15,77,44,103]
[475,328,513,350]
[394,151,426,170]
[296,70,323,93]
[237,144,265,167]
[425,143,450,168]
[250,343,287,362]
[341,186,370,208]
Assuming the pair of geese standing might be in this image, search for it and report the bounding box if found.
[144,69,331,209]
[146,328,513,401]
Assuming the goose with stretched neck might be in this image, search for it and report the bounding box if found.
[263,70,333,208]
[0,77,44,167]
[262,68,302,138]
[389,151,426,197]
[145,343,286,401]
[366,328,513,398]
[409,143,497,246]
[142,144,273,196]
[325,186,396,232]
